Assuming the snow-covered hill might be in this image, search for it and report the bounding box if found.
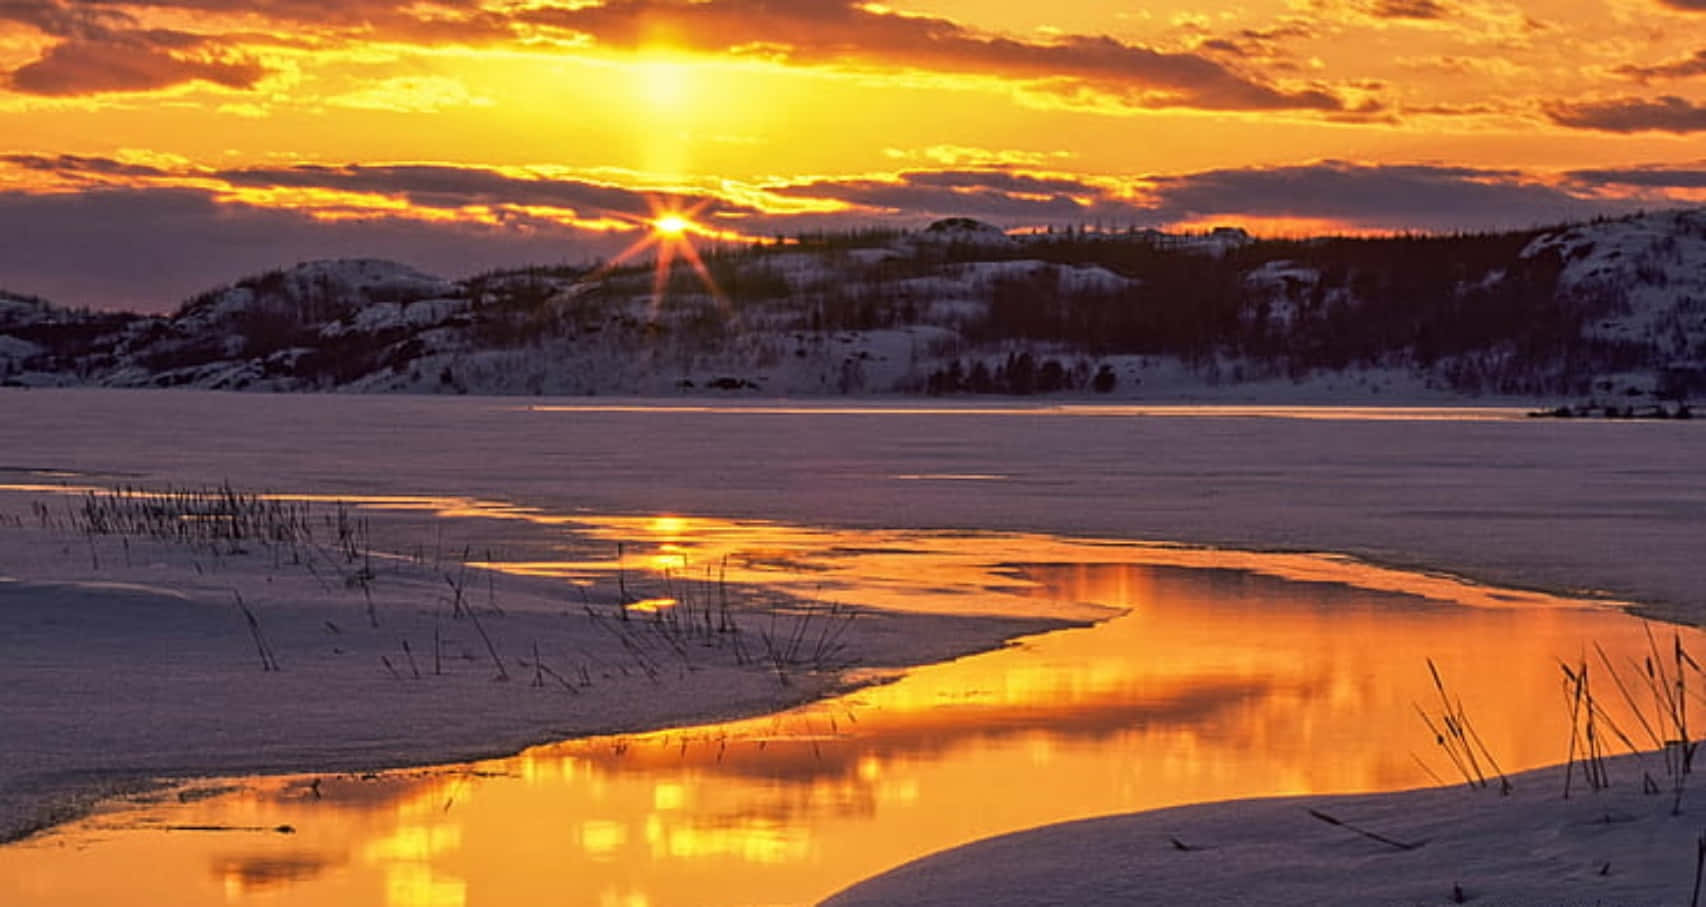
[2,213,1703,404]
[1521,209,1706,400]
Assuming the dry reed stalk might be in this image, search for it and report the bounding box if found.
[1306,808,1424,851]
[1693,831,1706,907]
[401,640,421,679]
[464,603,509,682]
[234,592,279,672]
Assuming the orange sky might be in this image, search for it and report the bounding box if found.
[2,0,1705,309]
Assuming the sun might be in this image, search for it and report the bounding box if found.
[653,214,689,237]
[637,59,691,110]
[589,196,726,312]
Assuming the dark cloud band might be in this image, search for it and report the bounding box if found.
[211,163,758,221]
[1565,167,1706,188]
[522,0,1348,112]
[1615,51,1706,82]
[0,155,1672,311]
[1544,96,1706,133]
[8,40,265,94]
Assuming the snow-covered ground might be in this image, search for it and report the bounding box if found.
[1526,210,1706,358]
[826,752,1706,906]
[0,513,1067,844]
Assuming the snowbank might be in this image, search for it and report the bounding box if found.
[826,752,1706,906]
[0,521,1068,843]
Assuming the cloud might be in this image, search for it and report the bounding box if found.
[0,154,796,308]
[1187,20,1317,63]
[902,169,1109,196]
[1566,165,1706,188]
[882,145,1073,167]
[102,0,525,46]
[211,162,759,221]
[10,0,518,51]
[0,1,133,38]
[522,0,1349,112]
[767,169,1140,221]
[63,0,479,26]
[1141,161,1636,230]
[2,0,1358,111]
[1615,51,1706,82]
[8,39,266,94]
[1,153,765,225]
[0,152,767,310]
[1655,0,1706,10]
[1196,38,1247,56]
[0,186,627,312]
[768,161,1640,232]
[1,0,269,95]
[0,156,1666,311]
[0,152,172,178]
[0,0,515,98]
[323,75,491,113]
[46,154,1665,234]
[1369,0,1450,19]
[1544,96,1706,133]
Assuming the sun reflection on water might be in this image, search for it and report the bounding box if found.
[0,504,1692,907]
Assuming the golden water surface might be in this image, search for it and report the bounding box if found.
[2,524,1694,907]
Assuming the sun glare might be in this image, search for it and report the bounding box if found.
[650,515,687,535]
[638,60,690,109]
[591,195,727,312]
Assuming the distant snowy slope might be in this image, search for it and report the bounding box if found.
[173,258,459,330]
[0,289,139,387]
[910,216,1016,249]
[0,291,54,327]
[1522,210,1706,394]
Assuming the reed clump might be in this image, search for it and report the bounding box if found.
[573,552,862,687]
[1415,625,1706,810]
[52,485,377,587]
[27,482,868,695]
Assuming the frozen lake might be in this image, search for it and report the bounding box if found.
[3,390,1702,620]
[2,389,1704,905]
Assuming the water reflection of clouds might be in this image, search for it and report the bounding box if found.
[213,852,341,896]
[546,673,1280,786]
